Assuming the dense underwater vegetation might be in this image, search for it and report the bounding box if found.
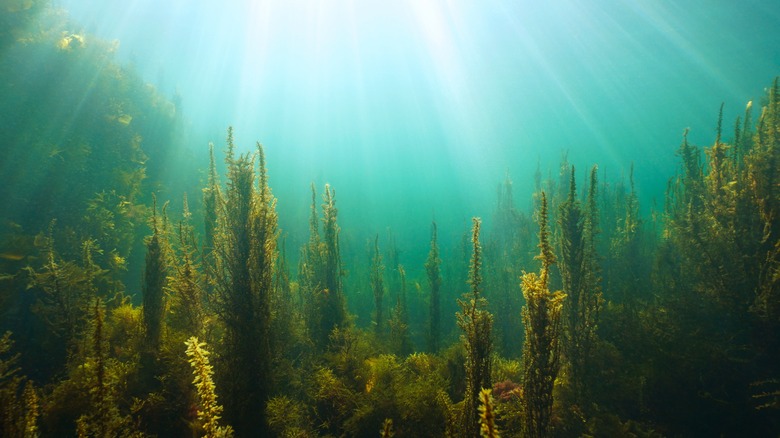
[1,1,780,437]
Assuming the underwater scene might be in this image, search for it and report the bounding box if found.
[1,0,780,436]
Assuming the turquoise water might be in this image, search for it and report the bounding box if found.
[56,0,780,247]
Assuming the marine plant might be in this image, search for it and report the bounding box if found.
[648,80,780,435]
[321,184,347,340]
[308,365,358,436]
[426,220,443,353]
[457,217,494,438]
[579,166,603,391]
[0,1,179,292]
[25,222,91,358]
[557,167,585,374]
[380,418,394,437]
[395,353,449,436]
[521,192,566,438]
[75,298,132,437]
[300,183,348,350]
[166,195,205,337]
[266,395,314,437]
[22,381,39,437]
[184,337,233,438]
[388,265,411,356]
[478,387,500,438]
[748,78,780,321]
[486,174,533,357]
[202,143,221,269]
[299,184,324,345]
[140,195,168,388]
[268,237,307,396]
[371,235,386,337]
[609,165,646,308]
[558,166,603,402]
[207,128,279,435]
[0,332,39,437]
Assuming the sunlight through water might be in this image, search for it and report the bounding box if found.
[53,0,780,243]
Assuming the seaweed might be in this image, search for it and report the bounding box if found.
[486,174,534,358]
[521,192,566,438]
[426,221,443,353]
[370,235,386,337]
[388,265,411,356]
[457,218,494,438]
[559,166,603,404]
[478,387,500,438]
[166,195,205,338]
[0,332,39,437]
[140,196,167,389]
[184,337,233,438]
[75,298,133,437]
[206,130,278,435]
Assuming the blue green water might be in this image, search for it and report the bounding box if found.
[55,0,780,251]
